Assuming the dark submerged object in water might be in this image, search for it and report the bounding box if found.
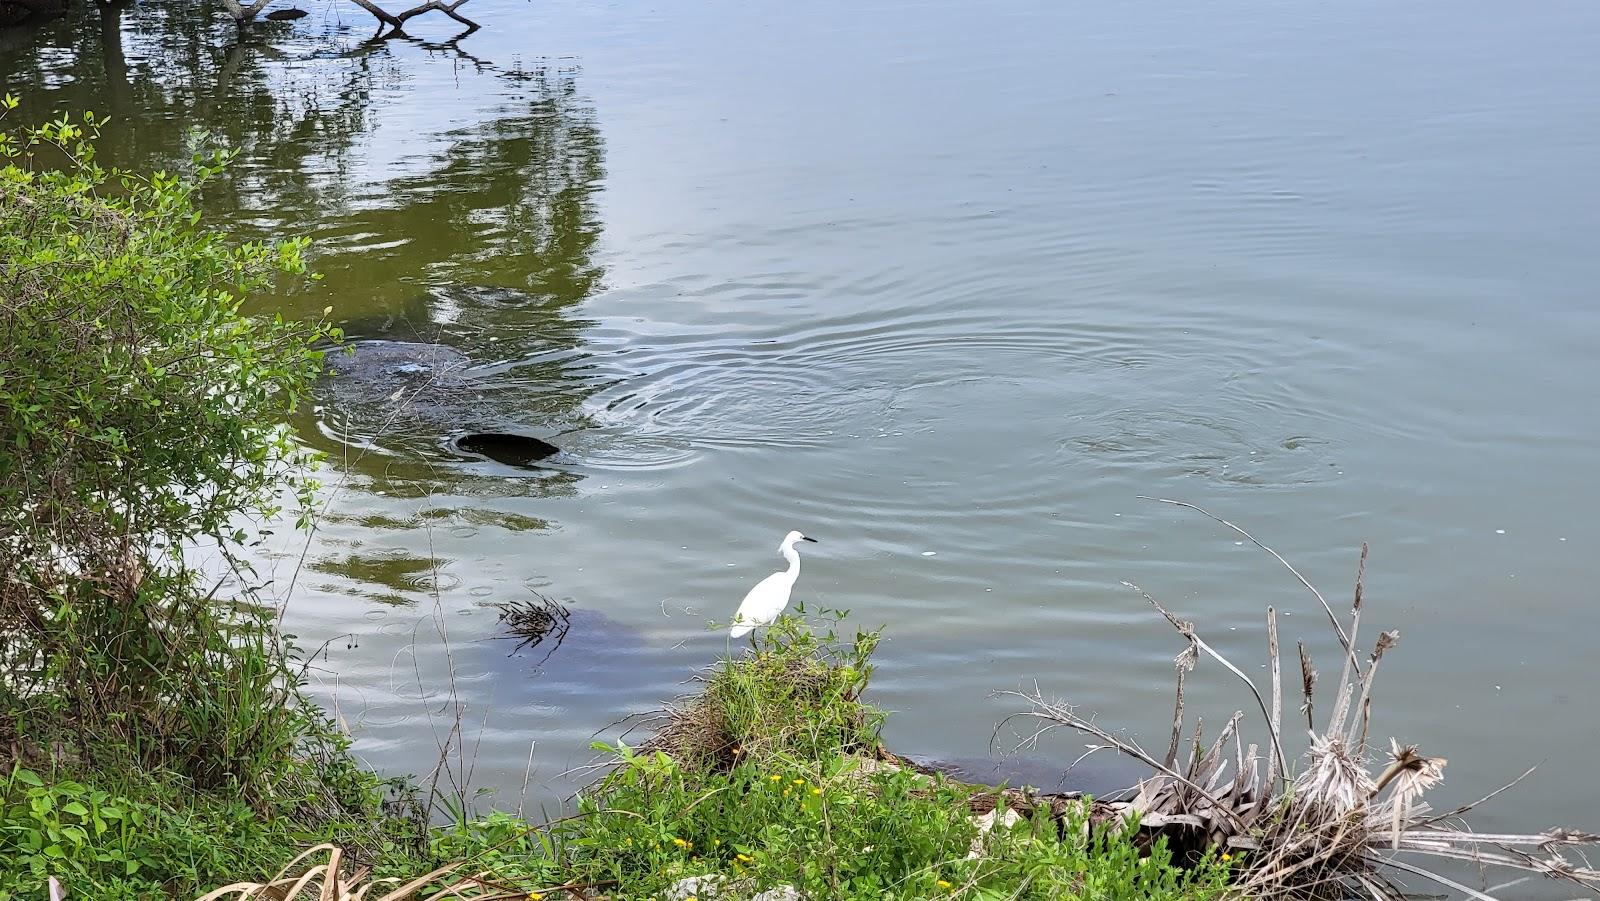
[265,7,309,19]
[0,0,66,27]
[496,594,573,665]
[452,432,560,467]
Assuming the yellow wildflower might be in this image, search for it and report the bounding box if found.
[770,774,781,782]
[810,787,822,796]
[737,853,754,863]
[528,894,543,901]
[937,879,953,890]
[1221,852,1233,862]
[792,778,805,785]
[672,837,692,849]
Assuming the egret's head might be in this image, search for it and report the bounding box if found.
[781,530,818,551]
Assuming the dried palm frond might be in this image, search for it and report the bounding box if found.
[193,844,527,901]
[1001,501,1600,899]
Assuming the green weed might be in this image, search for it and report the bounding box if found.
[0,758,422,901]
[535,613,1233,900]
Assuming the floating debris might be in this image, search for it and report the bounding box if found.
[496,593,573,665]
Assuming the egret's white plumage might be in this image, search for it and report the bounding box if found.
[729,529,817,638]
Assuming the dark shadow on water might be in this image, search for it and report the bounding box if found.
[463,607,687,730]
[452,433,562,468]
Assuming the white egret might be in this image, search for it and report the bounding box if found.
[729,530,818,639]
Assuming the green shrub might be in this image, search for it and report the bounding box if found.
[0,96,428,898]
[0,760,423,901]
[552,745,1230,900]
[531,614,1234,900]
[0,96,335,790]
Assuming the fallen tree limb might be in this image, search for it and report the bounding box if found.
[220,0,277,23]
[347,0,480,36]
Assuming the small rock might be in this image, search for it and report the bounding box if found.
[664,875,731,901]
[663,873,802,900]
[967,807,1021,858]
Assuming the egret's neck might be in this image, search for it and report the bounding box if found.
[780,543,801,580]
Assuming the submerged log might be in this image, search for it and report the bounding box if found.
[452,432,560,468]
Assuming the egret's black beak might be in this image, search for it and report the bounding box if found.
[802,536,819,543]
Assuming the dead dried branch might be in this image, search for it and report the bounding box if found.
[220,0,277,22]
[1003,504,1600,899]
[348,0,480,37]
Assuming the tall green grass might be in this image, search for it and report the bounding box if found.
[418,614,1234,901]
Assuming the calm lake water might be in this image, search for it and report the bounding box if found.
[6,0,1600,860]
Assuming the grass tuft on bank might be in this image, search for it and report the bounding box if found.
[551,614,1231,900]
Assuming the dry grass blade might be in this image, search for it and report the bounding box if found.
[1139,495,1360,672]
[1198,711,1243,791]
[1123,581,1288,780]
[1267,606,1283,786]
[1334,543,1370,713]
[189,845,504,901]
[1377,855,1503,901]
[1165,642,1196,770]
[1397,827,1600,847]
[997,689,1250,832]
[1297,640,1317,732]
[1419,764,1540,826]
[1348,631,1398,752]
